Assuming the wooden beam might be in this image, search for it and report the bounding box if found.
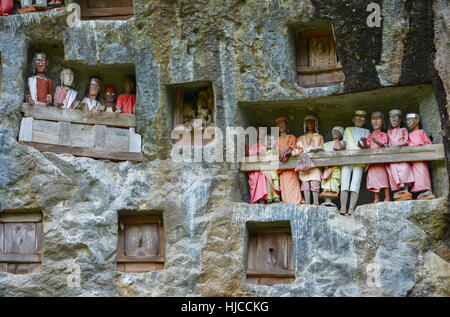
[21,104,136,128]
[240,144,446,172]
[19,141,143,162]
[116,256,164,263]
[0,253,41,263]
[246,270,295,278]
[0,212,42,223]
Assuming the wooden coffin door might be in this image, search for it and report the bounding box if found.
[247,229,295,286]
[0,212,43,274]
[80,0,134,20]
[297,28,345,88]
[117,215,165,273]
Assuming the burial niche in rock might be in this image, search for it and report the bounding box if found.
[0,212,43,274]
[247,224,295,286]
[296,27,345,88]
[117,214,165,273]
[79,0,134,20]
[171,81,215,146]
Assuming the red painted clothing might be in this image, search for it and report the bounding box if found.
[386,128,414,190]
[366,131,389,192]
[116,94,136,114]
[0,0,13,16]
[408,130,432,192]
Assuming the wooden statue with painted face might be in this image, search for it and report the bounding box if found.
[26,53,52,106]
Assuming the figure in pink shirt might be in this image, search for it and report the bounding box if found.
[386,109,414,201]
[406,113,435,200]
[362,112,390,203]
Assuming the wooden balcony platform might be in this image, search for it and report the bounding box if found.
[240,144,445,172]
[19,104,143,162]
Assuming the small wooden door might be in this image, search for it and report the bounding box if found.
[117,215,165,273]
[297,28,345,88]
[0,212,43,274]
[247,229,295,286]
[80,0,134,20]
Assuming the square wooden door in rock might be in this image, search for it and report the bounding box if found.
[247,229,295,286]
[80,0,134,20]
[117,215,165,273]
[296,28,345,88]
[0,212,43,274]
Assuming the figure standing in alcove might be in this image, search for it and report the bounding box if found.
[295,115,324,205]
[53,68,78,109]
[406,113,435,200]
[79,77,104,111]
[320,126,345,207]
[26,53,52,106]
[116,76,136,114]
[340,110,370,215]
[275,117,303,204]
[363,112,390,203]
[386,109,414,201]
[103,85,118,112]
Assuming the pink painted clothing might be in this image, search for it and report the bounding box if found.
[0,0,13,16]
[408,130,432,193]
[386,128,414,191]
[116,94,136,114]
[366,131,389,192]
[248,143,268,204]
[53,86,77,109]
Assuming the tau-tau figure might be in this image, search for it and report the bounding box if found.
[79,77,104,112]
[116,76,136,114]
[275,117,303,204]
[0,0,13,16]
[104,85,117,112]
[53,68,78,109]
[246,128,268,204]
[340,110,370,215]
[364,112,390,203]
[386,109,414,201]
[295,115,324,205]
[48,0,63,7]
[264,135,281,204]
[406,113,435,200]
[27,53,52,106]
[320,126,345,207]
[195,90,213,129]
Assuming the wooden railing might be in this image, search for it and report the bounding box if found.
[18,104,143,162]
[240,144,446,172]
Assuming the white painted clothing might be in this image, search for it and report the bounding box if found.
[80,97,102,111]
[343,127,370,150]
[341,165,364,193]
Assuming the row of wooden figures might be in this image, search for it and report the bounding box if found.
[26,53,137,114]
[0,0,63,16]
[246,110,435,216]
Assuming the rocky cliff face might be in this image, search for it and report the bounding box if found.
[0,0,448,296]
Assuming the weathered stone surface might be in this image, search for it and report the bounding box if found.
[0,0,448,297]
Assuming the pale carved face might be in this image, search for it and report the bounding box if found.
[352,114,366,128]
[124,78,134,94]
[307,119,316,133]
[390,114,401,128]
[371,116,383,131]
[407,118,419,132]
[89,83,100,98]
[331,129,342,140]
[61,69,74,87]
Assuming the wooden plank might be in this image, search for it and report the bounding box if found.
[124,223,159,257]
[158,221,165,257]
[81,7,134,18]
[32,120,59,145]
[121,215,162,225]
[29,263,41,273]
[4,223,35,254]
[246,270,295,278]
[105,126,130,152]
[121,262,163,273]
[0,223,3,254]
[240,144,446,172]
[117,217,125,257]
[117,255,164,263]
[18,117,33,142]
[15,264,31,275]
[58,121,71,146]
[173,87,184,128]
[0,212,42,223]
[0,253,41,263]
[21,104,136,128]
[35,222,43,253]
[129,128,141,153]
[70,123,94,148]
[94,125,107,150]
[19,141,144,162]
